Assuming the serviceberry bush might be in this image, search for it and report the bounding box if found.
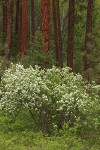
[0,64,100,133]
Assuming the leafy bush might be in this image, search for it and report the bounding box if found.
[25,30,55,68]
[0,64,100,133]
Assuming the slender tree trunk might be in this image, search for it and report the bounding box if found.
[5,0,14,65]
[52,0,63,67]
[15,0,20,35]
[31,0,35,37]
[2,0,7,43]
[14,0,20,55]
[56,0,63,68]
[83,0,94,80]
[18,1,22,52]
[41,0,50,54]
[21,0,28,57]
[67,0,75,70]
[52,0,59,66]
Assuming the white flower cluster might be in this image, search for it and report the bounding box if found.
[0,64,100,128]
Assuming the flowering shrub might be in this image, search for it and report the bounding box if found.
[0,64,100,133]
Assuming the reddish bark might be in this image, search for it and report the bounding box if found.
[56,0,63,68]
[18,1,22,51]
[21,0,28,57]
[5,0,14,63]
[52,0,59,66]
[2,0,7,43]
[31,0,35,37]
[52,0,63,67]
[15,0,20,34]
[83,0,94,80]
[67,0,75,70]
[41,0,50,54]
[15,0,22,53]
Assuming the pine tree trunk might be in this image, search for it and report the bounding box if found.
[52,0,63,67]
[14,0,21,55]
[67,0,75,70]
[56,0,63,68]
[2,0,7,43]
[5,0,14,65]
[21,0,28,57]
[41,0,50,54]
[31,0,35,37]
[52,0,60,66]
[83,0,94,80]
[15,0,20,35]
[18,1,22,52]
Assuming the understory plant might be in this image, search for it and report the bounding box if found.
[0,63,100,134]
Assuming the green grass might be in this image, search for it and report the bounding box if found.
[0,131,100,150]
[0,111,100,150]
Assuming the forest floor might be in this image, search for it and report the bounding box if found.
[0,131,100,150]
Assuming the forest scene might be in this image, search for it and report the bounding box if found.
[0,0,100,149]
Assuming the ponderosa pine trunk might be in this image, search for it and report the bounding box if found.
[18,1,22,51]
[15,0,22,54]
[67,0,75,70]
[2,0,7,43]
[31,0,35,37]
[56,0,63,68]
[52,0,63,67]
[5,0,14,65]
[41,0,50,54]
[21,0,28,57]
[15,0,20,35]
[83,0,94,80]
